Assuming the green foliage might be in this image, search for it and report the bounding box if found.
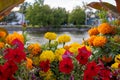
[52,7,68,25]
[68,6,86,25]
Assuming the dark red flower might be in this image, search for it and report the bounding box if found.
[4,48,26,63]
[40,60,50,72]
[76,52,89,65]
[86,61,100,76]
[99,69,110,80]
[3,60,18,76]
[78,46,91,57]
[12,39,24,50]
[59,58,74,74]
[83,70,93,80]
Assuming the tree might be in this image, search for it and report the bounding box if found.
[68,6,85,25]
[52,7,68,25]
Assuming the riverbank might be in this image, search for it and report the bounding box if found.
[1,25,91,33]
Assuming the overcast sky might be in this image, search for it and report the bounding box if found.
[13,0,116,11]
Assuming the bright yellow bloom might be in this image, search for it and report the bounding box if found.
[93,36,107,47]
[0,42,4,49]
[44,32,57,40]
[55,48,65,61]
[115,54,120,63]
[88,27,99,36]
[40,50,55,62]
[111,63,119,69]
[5,32,24,44]
[39,70,53,80]
[28,43,41,55]
[58,34,71,43]
[0,31,6,38]
[87,36,96,46]
[26,57,33,70]
[98,23,112,34]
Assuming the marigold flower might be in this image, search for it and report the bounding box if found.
[113,35,120,43]
[98,23,112,34]
[111,63,119,69]
[0,42,4,49]
[0,31,6,38]
[28,43,41,55]
[44,32,57,40]
[40,50,55,62]
[59,58,74,74]
[5,32,24,44]
[39,70,53,80]
[26,57,33,70]
[33,56,40,66]
[93,36,107,47]
[87,36,96,46]
[58,34,71,43]
[88,27,99,36]
[55,48,65,61]
[115,54,120,63]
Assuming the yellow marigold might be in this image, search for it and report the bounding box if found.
[64,45,71,50]
[33,56,40,66]
[26,57,33,70]
[39,70,53,80]
[87,36,96,46]
[44,32,57,40]
[58,34,71,43]
[113,35,120,43]
[0,31,6,38]
[88,27,99,36]
[40,50,55,62]
[0,42,4,49]
[28,43,41,55]
[111,63,119,69]
[5,32,24,44]
[115,54,120,63]
[55,48,65,61]
[93,36,107,47]
[98,23,112,34]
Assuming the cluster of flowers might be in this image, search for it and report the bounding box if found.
[0,29,26,80]
[0,22,120,80]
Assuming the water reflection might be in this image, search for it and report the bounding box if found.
[27,31,89,45]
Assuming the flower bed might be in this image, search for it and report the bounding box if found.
[0,22,120,80]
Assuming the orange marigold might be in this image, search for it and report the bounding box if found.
[0,31,6,38]
[88,27,99,36]
[87,36,96,46]
[5,32,24,44]
[28,43,41,55]
[98,23,112,34]
[26,57,33,70]
[93,36,107,47]
[0,42,4,49]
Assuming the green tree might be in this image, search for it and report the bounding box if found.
[52,7,68,25]
[68,6,85,25]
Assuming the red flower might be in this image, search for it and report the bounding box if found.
[76,52,89,65]
[40,60,50,72]
[86,61,100,76]
[59,58,74,74]
[78,46,91,57]
[76,46,91,65]
[99,69,110,80]
[83,70,93,80]
[3,60,18,76]
[4,48,26,63]
[12,39,24,50]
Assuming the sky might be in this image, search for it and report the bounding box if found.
[13,0,116,11]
